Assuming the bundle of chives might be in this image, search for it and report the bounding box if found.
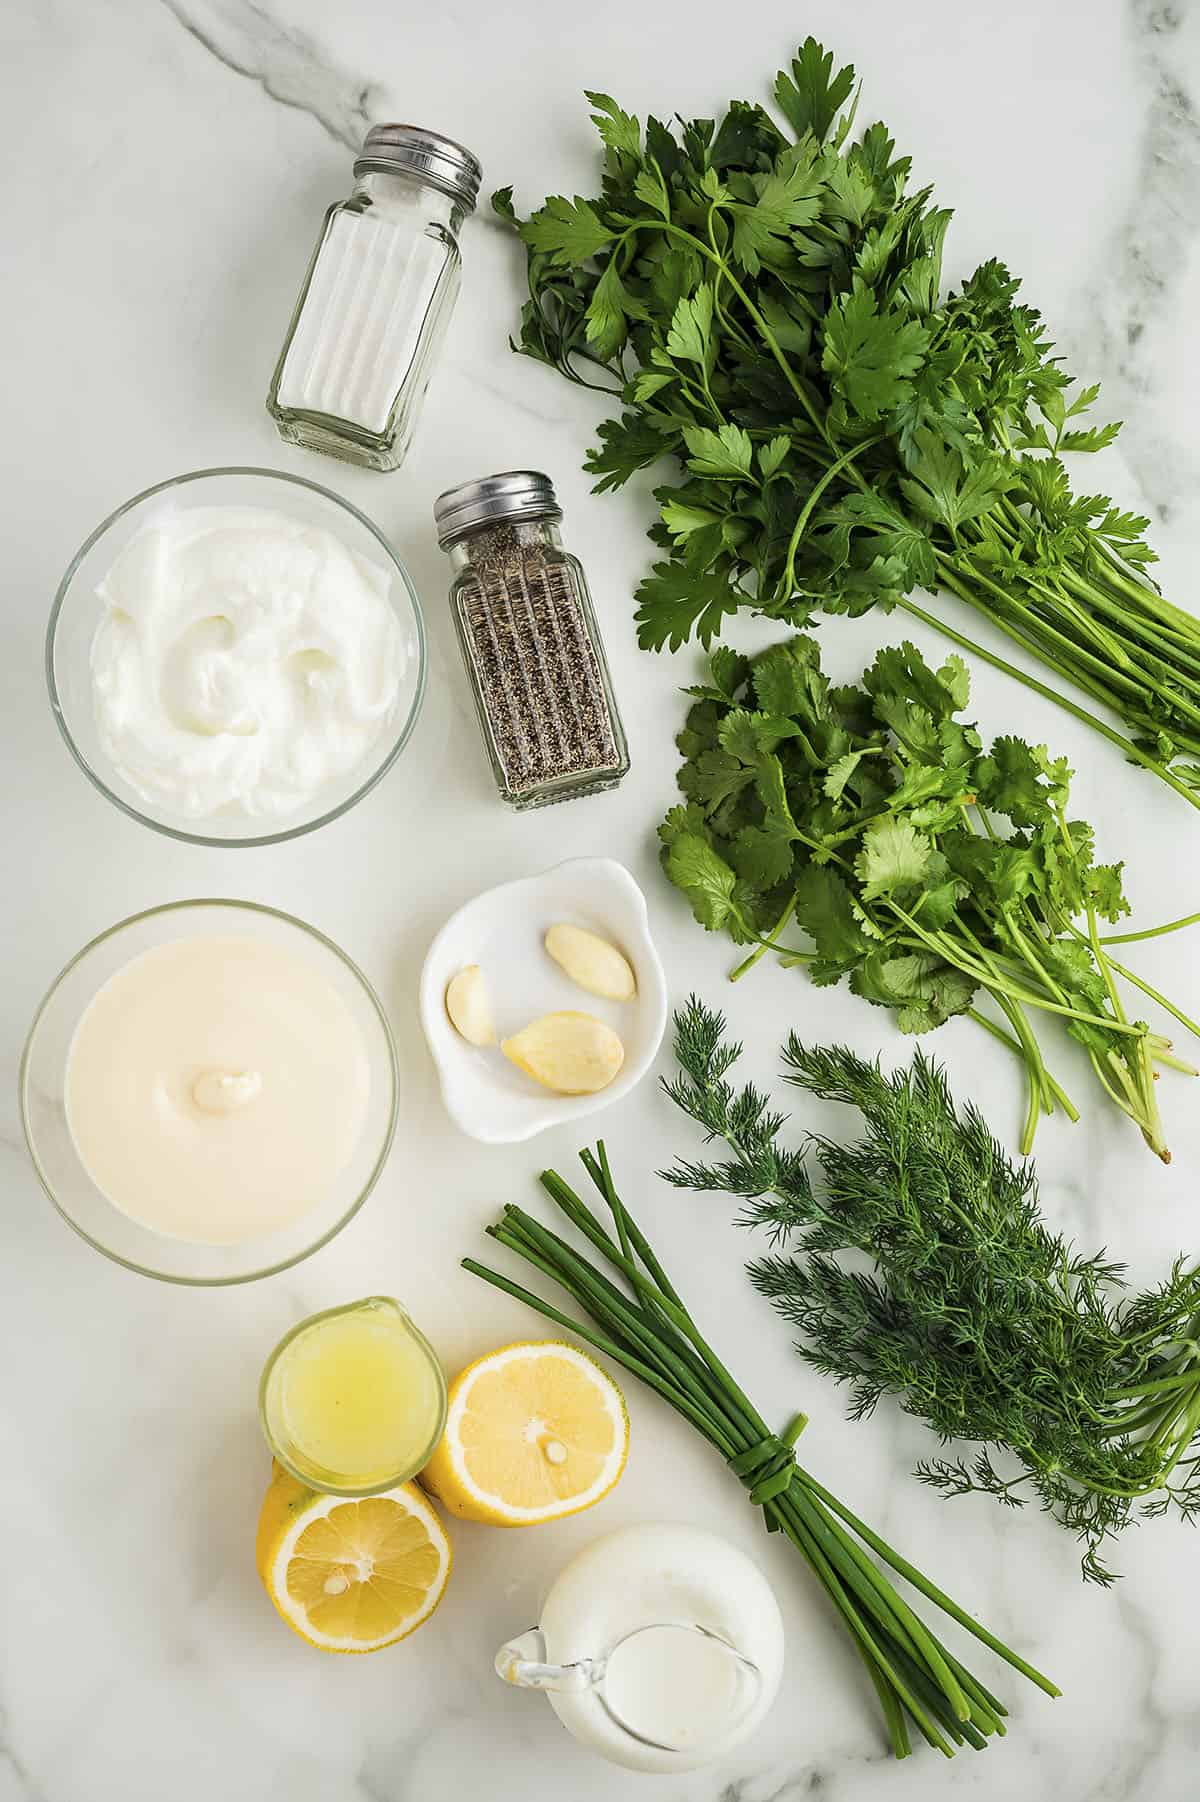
[464,1142,1059,1760]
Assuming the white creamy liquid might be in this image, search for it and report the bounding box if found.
[603,1623,746,1751]
[535,1522,784,1773]
[64,936,371,1245]
[90,507,405,819]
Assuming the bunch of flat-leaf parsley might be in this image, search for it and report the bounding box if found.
[659,635,1198,1158]
[495,38,1200,811]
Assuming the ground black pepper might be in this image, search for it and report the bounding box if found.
[450,520,627,806]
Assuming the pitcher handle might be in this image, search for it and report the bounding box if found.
[495,1629,601,1694]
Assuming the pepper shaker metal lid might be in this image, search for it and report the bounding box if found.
[354,124,482,211]
[433,471,561,547]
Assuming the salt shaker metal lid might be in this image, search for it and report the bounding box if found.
[433,471,562,547]
[354,124,482,211]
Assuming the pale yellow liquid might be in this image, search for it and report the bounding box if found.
[264,1300,446,1491]
[64,935,371,1245]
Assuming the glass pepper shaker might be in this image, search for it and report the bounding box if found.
[267,124,481,471]
[434,472,631,809]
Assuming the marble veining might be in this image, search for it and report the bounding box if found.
[1074,0,1200,524]
[3,0,1200,1798]
[158,0,386,148]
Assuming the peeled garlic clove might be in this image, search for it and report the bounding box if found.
[445,965,497,1047]
[502,1011,625,1095]
[545,923,636,1002]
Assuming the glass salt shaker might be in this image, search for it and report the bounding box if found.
[434,472,631,809]
[267,124,481,471]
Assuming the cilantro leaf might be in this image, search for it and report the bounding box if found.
[824,748,872,801]
[752,637,826,717]
[664,833,738,929]
[793,865,870,968]
[731,824,798,887]
[975,736,1055,827]
[755,753,798,838]
[855,817,934,899]
[718,709,804,761]
[850,951,977,1032]
[1087,862,1131,924]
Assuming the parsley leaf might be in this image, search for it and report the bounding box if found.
[519,195,616,266]
[585,91,641,159]
[773,37,857,143]
[635,564,742,650]
[822,282,929,421]
[499,34,1200,815]
[683,422,755,480]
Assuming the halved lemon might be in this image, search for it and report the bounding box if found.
[418,1340,628,1527]
[256,1463,451,1652]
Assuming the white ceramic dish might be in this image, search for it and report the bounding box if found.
[419,858,668,1144]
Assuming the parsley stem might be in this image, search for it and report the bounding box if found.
[940,549,1200,747]
[777,437,882,602]
[613,215,829,438]
[1060,566,1200,684]
[894,592,1200,813]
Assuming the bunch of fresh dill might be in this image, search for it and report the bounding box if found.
[663,999,1200,1583]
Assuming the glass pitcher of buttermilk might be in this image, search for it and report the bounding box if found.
[495,1523,784,1773]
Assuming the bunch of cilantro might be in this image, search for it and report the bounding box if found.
[495,39,1200,812]
[658,634,1197,1158]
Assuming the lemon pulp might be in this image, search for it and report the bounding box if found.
[420,1341,628,1525]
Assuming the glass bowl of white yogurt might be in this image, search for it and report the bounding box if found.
[19,899,399,1284]
[47,467,426,846]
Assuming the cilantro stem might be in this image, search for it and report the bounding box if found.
[1102,957,1200,1050]
[891,908,1147,1036]
[729,894,798,981]
[1101,911,1200,944]
[967,1007,1079,1121]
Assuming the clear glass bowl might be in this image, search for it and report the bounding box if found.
[19,900,398,1284]
[46,467,426,847]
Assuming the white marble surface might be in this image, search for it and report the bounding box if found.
[3,1,1200,1796]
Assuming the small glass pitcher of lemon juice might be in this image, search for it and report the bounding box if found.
[259,1296,448,1495]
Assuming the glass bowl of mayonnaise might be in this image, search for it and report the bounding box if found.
[47,467,426,846]
[20,899,399,1284]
